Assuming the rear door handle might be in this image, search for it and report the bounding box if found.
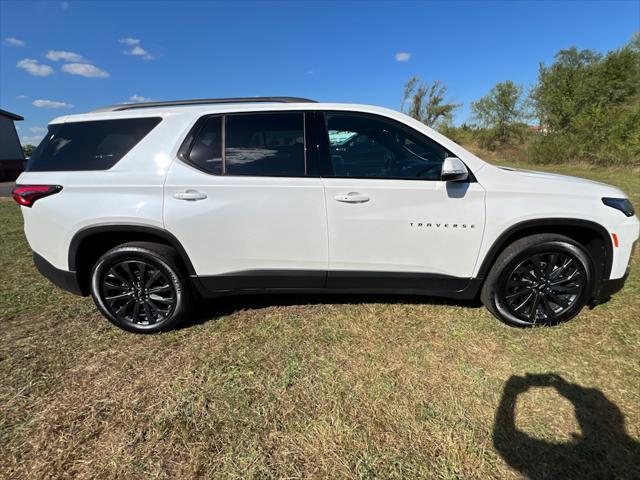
[174,190,207,201]
[334,192,370,204]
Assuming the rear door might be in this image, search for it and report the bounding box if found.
[163,111,328,291]
[318,111,486,291]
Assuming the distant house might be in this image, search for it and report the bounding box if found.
[529,124,549,135]
[0,109,25,181]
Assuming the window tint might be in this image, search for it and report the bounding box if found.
[325,112,449,180]
[225,113,305,176]
[26,118,161,172]
[187,116,222,174]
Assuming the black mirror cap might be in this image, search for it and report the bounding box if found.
[441,170,469,182]
[440,172,469,182]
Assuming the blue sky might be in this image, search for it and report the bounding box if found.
[1,0,638,145]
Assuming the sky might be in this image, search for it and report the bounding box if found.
[1,0,638,145]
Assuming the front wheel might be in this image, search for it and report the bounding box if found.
[90,242,192,333]
[481,234,594,327]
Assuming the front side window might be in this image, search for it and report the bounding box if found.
[26,117,161,172]
[225,113,305,176]
[324,112,449,180]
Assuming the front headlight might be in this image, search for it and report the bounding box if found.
[602,197,635,217]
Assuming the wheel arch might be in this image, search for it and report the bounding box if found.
[477,218,613,289]
[69,224,196,295]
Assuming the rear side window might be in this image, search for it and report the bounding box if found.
[26,117,162,172]
[225,113,305,176]
[182,112,306,177]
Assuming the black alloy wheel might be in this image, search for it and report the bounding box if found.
[481,234,594,327]
[90,242,191,333]
[503,252,586,325]
[101,259,176,326]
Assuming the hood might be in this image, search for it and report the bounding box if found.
[497,166,612,187]
[480,164,628,198]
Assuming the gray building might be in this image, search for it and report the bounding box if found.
[0,109,25,181]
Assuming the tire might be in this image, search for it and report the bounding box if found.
[481,234,593,327]
[90,242,192,333]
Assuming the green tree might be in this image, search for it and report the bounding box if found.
[531,36,640,164]
[401,76,460,128]
[22,144,36,157]
[471,80,530,149]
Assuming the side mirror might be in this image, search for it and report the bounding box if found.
[441,157,469,182]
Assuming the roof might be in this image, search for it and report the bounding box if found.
[0,109,24,121]
[46,100,489,174]
[52,101,396,123]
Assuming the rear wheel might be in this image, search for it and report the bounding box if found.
[90,242,191,333]
[481,234,593,327]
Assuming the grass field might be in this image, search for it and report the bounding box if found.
[1,163,639,479]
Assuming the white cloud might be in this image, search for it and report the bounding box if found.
[120,37,154,59]
[33,99,73,108]
[16,95,28,99]
[21,135,45,146]
[395,52,411,62]
[131,46,147,56]
[61,62,109,78]
[46,50,84,62]
[61,1,69,9]
[4,37,25,47]
[16,58,54,76]
[129,94,152,102]
[119,37,140,46]
[124,45,154,60]
[29,127,48,133]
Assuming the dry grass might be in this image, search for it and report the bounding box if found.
[1,163,639,479]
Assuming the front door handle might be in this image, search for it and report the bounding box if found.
[174,190,207,201]
[334,192,370,204]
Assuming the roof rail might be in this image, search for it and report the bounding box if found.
[92,97,317,113]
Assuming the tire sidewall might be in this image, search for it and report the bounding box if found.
[492,240,593,327]
[90,246,187,333]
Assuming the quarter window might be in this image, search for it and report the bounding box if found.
[26,118,162,172]
[325,112,450,180]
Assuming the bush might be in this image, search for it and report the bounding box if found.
[436,125,475,146]
[526,134,577,165]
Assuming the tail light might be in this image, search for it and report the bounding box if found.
[12,185,62,207]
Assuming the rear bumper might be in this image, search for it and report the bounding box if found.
[33,252,86,296]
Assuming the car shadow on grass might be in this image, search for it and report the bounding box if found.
[493,373,640,479]
[179,293,484,329]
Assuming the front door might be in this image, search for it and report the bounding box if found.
[318,111,486,291]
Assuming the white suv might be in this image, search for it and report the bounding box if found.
[13,97,638,333]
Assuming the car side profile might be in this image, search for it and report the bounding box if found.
[13,97,639,333]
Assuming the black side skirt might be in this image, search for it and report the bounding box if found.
[194,270,482,300]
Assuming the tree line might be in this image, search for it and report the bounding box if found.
[401,34,639,166]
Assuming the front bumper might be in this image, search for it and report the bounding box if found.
[590,273,629,306]
[33,252,86,296]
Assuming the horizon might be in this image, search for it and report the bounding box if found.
[1,0,638,145]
